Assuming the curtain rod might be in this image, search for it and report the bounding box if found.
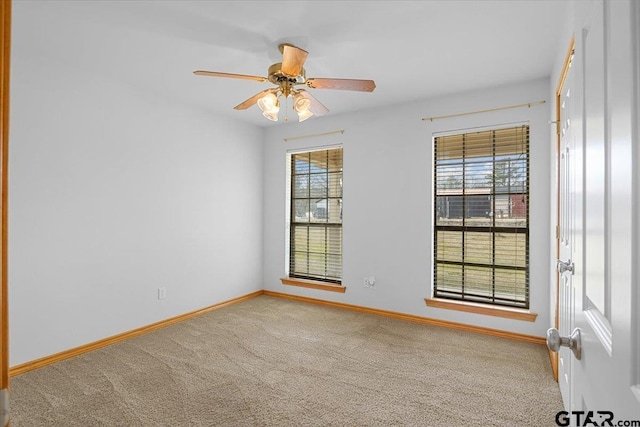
[283,129,344,142]
[421,100,546,122]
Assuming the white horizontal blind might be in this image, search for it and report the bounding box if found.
[290,148,342,283]
[434,126,529,308]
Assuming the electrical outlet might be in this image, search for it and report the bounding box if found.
[368,276,376,289]
[363,276,376,289]
[158,287,166,300]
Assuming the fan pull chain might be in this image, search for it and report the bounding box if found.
[284,95,289,122]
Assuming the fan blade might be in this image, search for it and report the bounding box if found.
[233,89,276,110]
[281,45,308,77]
[297,89,329,116]
[306,78,376,92]
[193,70,267,82]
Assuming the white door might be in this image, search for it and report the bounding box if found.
[555,38,575,412]
[550,0,640,423]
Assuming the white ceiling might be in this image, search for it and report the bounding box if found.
[14,0,568,127]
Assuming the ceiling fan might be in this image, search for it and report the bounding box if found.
[194,43,376,122]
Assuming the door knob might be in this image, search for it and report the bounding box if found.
[547,327,582,360]
[557,259,574,275]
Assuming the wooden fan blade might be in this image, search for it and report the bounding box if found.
[281,45,308,77]
[193,70,267,82]
[297,89,329,116]
[233,89,275,110]
[306,78,376,92]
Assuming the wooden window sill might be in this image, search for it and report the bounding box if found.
[281,278,346,293]
[425,298,537,322]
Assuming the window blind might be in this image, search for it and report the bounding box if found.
[290,147,343,283]
[434,126,529,308]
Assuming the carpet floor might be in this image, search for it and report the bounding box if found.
[10,295,563,426]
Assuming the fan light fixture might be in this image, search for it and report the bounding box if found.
[194,43,376,123]
[256,91,314,122]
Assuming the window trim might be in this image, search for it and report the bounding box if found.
[424,298,537,322]
[280,277,347,293]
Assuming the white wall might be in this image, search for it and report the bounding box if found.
[263,78,552,337]
[9,9,264,366]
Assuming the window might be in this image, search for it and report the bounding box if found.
[288,147,343,284]
[433,125,529,308]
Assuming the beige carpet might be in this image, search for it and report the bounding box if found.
[10,295,563,426]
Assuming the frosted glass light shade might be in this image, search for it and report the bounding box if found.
[257,93,278,112]
[263,110,279,121]
[257,92,279,121]
[296,109,313,122]
[294,96,311,113]
[293,92,313,122]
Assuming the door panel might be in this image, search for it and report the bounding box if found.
[583,0,607,316]
[581,0,612,359]
[557,56,575,409]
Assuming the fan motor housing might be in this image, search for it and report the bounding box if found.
[267,63,306,85]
